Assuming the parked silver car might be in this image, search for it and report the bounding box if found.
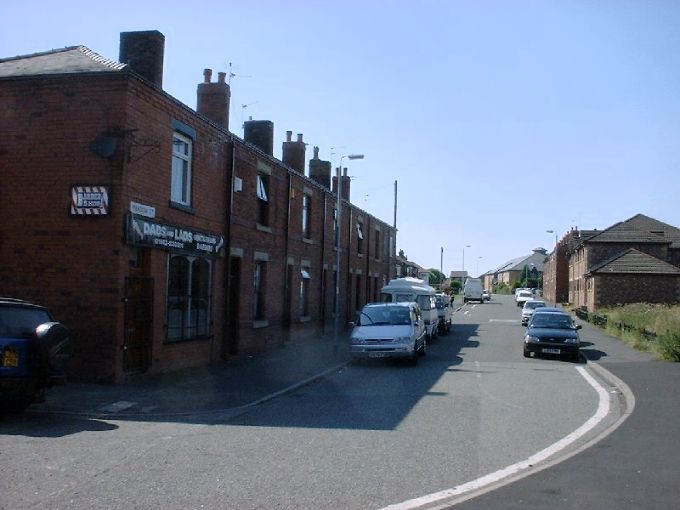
[350,302,426,365]
[521,299,547,325]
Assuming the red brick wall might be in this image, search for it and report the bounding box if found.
[592,274,680,310]
[1,70,394,380]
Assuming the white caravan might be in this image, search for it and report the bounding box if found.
[380,277,439,339]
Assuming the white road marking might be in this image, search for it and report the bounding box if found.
[379,365,611,510]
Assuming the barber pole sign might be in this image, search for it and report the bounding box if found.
[70,186,110,216]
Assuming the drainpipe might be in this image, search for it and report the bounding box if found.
[223,139,236,358]
[320,193,327,333]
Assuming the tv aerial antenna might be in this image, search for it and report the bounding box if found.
[228,62,251,85]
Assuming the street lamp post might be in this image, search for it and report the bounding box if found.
[462,244,471,272]
[334,154,364,355]
[546,229,558,249]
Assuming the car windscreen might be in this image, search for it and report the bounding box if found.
[0,306,52,338]
[525,302,546,310]
[530,313,573,329]
[358,306,411,326]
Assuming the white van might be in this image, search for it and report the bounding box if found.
[380,277,439,339]
[463,277,484,304]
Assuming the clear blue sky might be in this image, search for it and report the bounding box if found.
[4,1,680,276]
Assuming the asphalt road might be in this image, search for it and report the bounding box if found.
[0,295,659,510]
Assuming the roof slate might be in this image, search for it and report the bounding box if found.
[0,46,127,78]
[586,213,680,247]
[588,248,680,275]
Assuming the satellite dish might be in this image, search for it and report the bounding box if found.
[89,135,118,159]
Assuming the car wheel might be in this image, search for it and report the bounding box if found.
[523,348,530,358]
[419,338,427,357]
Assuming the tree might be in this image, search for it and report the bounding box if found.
[428,268,445,286]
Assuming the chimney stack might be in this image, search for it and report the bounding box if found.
[282,130,306,174]
[243,119,274,156]
[332,167,351,201]
[119,30,165,87]
[309,146,332,189]
[197,68,231,130]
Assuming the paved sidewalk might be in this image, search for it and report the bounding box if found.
[30,334,351,419]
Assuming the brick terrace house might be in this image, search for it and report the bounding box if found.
[565,214,680,311]
[544,216,680,310]
[542,229,597,304]
[0,31,395,383]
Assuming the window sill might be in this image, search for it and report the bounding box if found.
[299,316,311,323]
[253,320,269,329]
[303,237,313,244]
[164,334,212,344]
[169,201,195,214]
[256,224,273,234]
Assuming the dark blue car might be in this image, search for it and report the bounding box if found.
[0,298,70,412]
[523,307,582,362]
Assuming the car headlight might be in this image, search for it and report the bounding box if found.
[395,336,412,343]
[525,335,540,344]
[351,336,364,344]
[563,338,579,344]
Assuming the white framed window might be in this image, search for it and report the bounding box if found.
[257,174,270,226]
[299,268,311,316]
[254,260,267,320]
[302,194,312,238]
[171,132,192,206]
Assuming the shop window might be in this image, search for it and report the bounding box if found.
[171,132,192,207]
[167,255,212,341]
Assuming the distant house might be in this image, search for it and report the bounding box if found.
[481,248,548,291]
[565,214,680,311]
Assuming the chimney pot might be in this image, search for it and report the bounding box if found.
[297,133,303,143]
[203,68,212,83]
[286,130,293,142]
[218,71,226,84]
[313,146,319,159]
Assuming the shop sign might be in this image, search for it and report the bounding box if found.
[70,185,109,216]
[127,214,224,257]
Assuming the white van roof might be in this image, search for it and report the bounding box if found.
[381,277,435,293]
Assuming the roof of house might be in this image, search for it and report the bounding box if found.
[0,46,127,77]
[489,248,548,274]
[587,248,680,276]
[586,213,680,248]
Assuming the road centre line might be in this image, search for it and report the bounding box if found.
[380,365,611,510]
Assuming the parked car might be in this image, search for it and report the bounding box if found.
[350,302,426,365]
[434,293,452,335]
[482,289,491,301]
[521,299,547,325]
[1,298,70,411]
[523,307,581,361]
[515,289,534,307]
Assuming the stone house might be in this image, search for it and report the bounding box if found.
[0,31,395,383]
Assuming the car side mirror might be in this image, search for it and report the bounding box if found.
[348,321,356,328]
[575,324,582,330]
